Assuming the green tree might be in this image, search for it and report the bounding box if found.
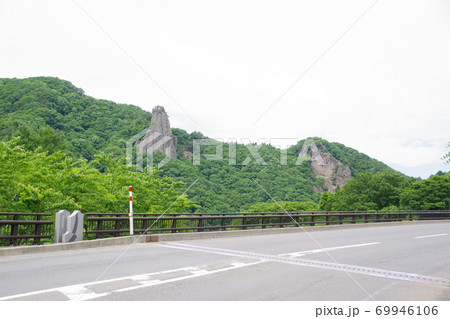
[0,76,152,160]
[246,201,318,212]
[318,191,335,211]
[400,173,450,210]
[331,172,408,211]
[0,139,196,215]
[13,125,67,154]
[0,139,77,214]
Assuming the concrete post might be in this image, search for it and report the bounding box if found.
[55,210,70,243]
[55,210,84,243]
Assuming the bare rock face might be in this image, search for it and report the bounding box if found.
[137,106,177,160]
[183,150,193,160]
[303,142,352,193]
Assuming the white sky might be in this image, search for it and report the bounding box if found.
[1,0,449,178]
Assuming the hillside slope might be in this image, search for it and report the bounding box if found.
[162,132,396,212]
[0,77,152,160]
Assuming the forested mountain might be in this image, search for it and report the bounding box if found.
[0,77,151,160]
[1,77,415,213]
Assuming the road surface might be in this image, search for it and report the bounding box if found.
[1,222,449,301]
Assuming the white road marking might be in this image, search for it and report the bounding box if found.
[59,285,108,301]
[190,269,208,275]
[414,233,448,239]
[129,274,151,281]
[0,260,262,301]
[160,242,450,285]
[2,238,449,301]
[278,242,381,257]
[0,286,67,301]
[112,260,264,294]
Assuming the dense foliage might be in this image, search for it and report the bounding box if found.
[160,141,322,212]
[399,172,450,210]
[319,171,450,211]
[246,201,318,212]
[0,77,151,160]
[0,139,195,215]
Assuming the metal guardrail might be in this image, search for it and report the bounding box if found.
[0,212,53,246]
[84,210,450,239]
[1,211,449,245]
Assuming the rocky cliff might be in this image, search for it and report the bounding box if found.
[137,106,177,160]
[300,142,352,193]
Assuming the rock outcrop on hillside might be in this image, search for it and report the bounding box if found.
[300,142,352,193]
[137,106,177,160]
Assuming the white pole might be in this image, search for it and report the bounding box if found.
[129,186,134,235]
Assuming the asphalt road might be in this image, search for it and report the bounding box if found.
[1,222,449,301]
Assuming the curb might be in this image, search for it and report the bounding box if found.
[0,235,150,257]
[1,220,448,257]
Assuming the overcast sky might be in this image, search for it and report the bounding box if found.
[1,0,449,178]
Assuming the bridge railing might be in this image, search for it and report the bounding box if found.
[0,212,53,246]
[1,210,449,245]
[83,210,450,240]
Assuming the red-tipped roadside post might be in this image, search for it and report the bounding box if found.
[129,186,134,235]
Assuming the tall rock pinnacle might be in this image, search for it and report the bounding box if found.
[138,106,177,160]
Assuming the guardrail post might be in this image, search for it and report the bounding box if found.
[97,217,103,239]
[143,217,148,233]
[197,215,203,232]
[242,217,247,230]
[325,213,329,225]
[171,218,177,233]
[339,212,343,224]
[221,214,226,231]
[261,216,266,229]
[10,213,19,246]
[114,214,121,237]
[311,213,315,226]
[34,214,42,245]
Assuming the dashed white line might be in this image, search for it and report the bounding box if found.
[414,233,448,239]
[161,242,450,285]
[279,242,381,258]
